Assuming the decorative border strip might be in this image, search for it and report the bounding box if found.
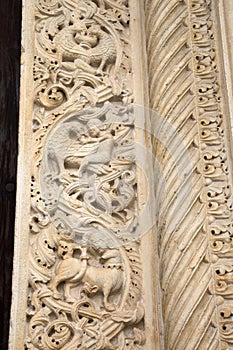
[189,0,233,347]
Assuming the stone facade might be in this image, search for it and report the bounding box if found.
[9,1,233,349]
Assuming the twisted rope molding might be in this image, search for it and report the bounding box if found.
[145,0,233,349]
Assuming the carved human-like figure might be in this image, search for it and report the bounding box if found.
[65,118,114,177]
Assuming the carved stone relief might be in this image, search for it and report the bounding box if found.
[145,0,233,349]
[10,0,233,349]
[18,1,146,349]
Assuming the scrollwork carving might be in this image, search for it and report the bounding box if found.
[190,2,233,348]
[25,1,144,348]
[33,0,132,117]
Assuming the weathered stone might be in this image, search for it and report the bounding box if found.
[9,1,233,349]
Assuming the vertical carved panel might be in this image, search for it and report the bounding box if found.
[10,1,150,349]
[145,0,233,349]
[11,0,233,348]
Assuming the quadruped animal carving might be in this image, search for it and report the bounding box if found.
[49,240,123,311]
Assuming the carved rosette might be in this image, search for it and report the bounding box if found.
[25,1,145,349]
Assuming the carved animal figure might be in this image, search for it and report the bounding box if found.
[49,242,123,311]
[54,24,117,73]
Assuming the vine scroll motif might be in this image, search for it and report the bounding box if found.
[25,1,145,349]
